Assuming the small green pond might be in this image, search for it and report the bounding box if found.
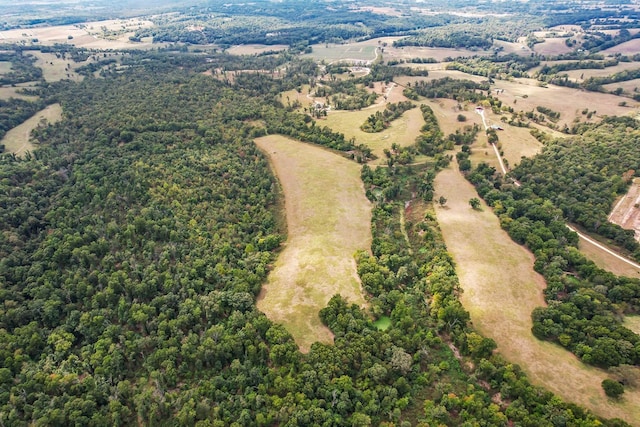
[373,316,391,331]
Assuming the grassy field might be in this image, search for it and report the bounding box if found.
[603,38,640,55]
[0,85,38,101]
[320,81,426,162]
[305,43,378,63]
[227,44,288,55]
[1,103,62,156]
[577,234,640,279]
[255,135,371,352]
[305,37,491,63]
[0,61,11,74]
[0,18,156,50]
[624,315,640,335]
[434,159,640,424]
[30,51,82,82]
[562,61,640,82]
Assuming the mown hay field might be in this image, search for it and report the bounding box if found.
[434,161,640,424]
[1,103,62,156]
[255,135,371,353]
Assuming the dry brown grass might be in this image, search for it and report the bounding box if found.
[0,85,38,101]
[624,315,640,335]
[577,235,640,279]
[489,77,639,128]
[1,103,62,156]
[434,159,640,424]
[562,61,640,82]
[532,38,574,56]
[0,18,156,50]
[226,44,288,55]
[608,177,640,242]
[602,78,640,94]
[255,135,371,352]
[603,38,640,55]
[30,51,82,82]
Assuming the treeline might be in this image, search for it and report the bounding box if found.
[0,50,43,85]
[0,97,46,143]
[314,80,378,110]
[403,77,490,103]
[446,54,540,79]
[360,101,415,133]
[415,104,452,156]
[537,59,619,76]
[135,2,460,47]
[393,18,541,49]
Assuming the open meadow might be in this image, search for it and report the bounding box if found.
[305,37,492,64]
[0,85,38,101]
[0,18,156,50]
[625,315,640,335]
[1,103,62,156]
[255,135,371,353]
[434,160,640,424]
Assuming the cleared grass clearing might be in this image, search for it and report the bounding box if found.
[563,61,640,82]
[608,178,640,243]
[577,234,640,279]
[324,105,424,163]
[490,78,639,128]
[30,51,82,82]
[479,109,543,168]
[532,38,574,56]
[1,103,62,156]
[227,44,288,55]
[434,160,640,424]
[255,135,371,352]
[603,38,640,55]
[0,62,11,74]
[0,85,38,101]
[0,19,156,50]
[602,78,640,94]
[305,44,378,63]
[624,315,640,335]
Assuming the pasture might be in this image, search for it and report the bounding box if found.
[1,103,62,156]
[255,135,371,353]
[0,18,156,50]
[305,43,378,63]
[0,61,11,74]
[577,234,640,279]
[603,38,640,55]
[0,84,38,101]
[227,44,288,55]
[624,315,640,335]
[489,77,639,128]
[306,37,492,64]
[531,38,573,56]
[561,61,640,82]
[320,83,424,162]
[30,51,82,82]
[434,160,640,424]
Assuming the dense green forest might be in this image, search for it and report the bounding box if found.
[0,46,633,425]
